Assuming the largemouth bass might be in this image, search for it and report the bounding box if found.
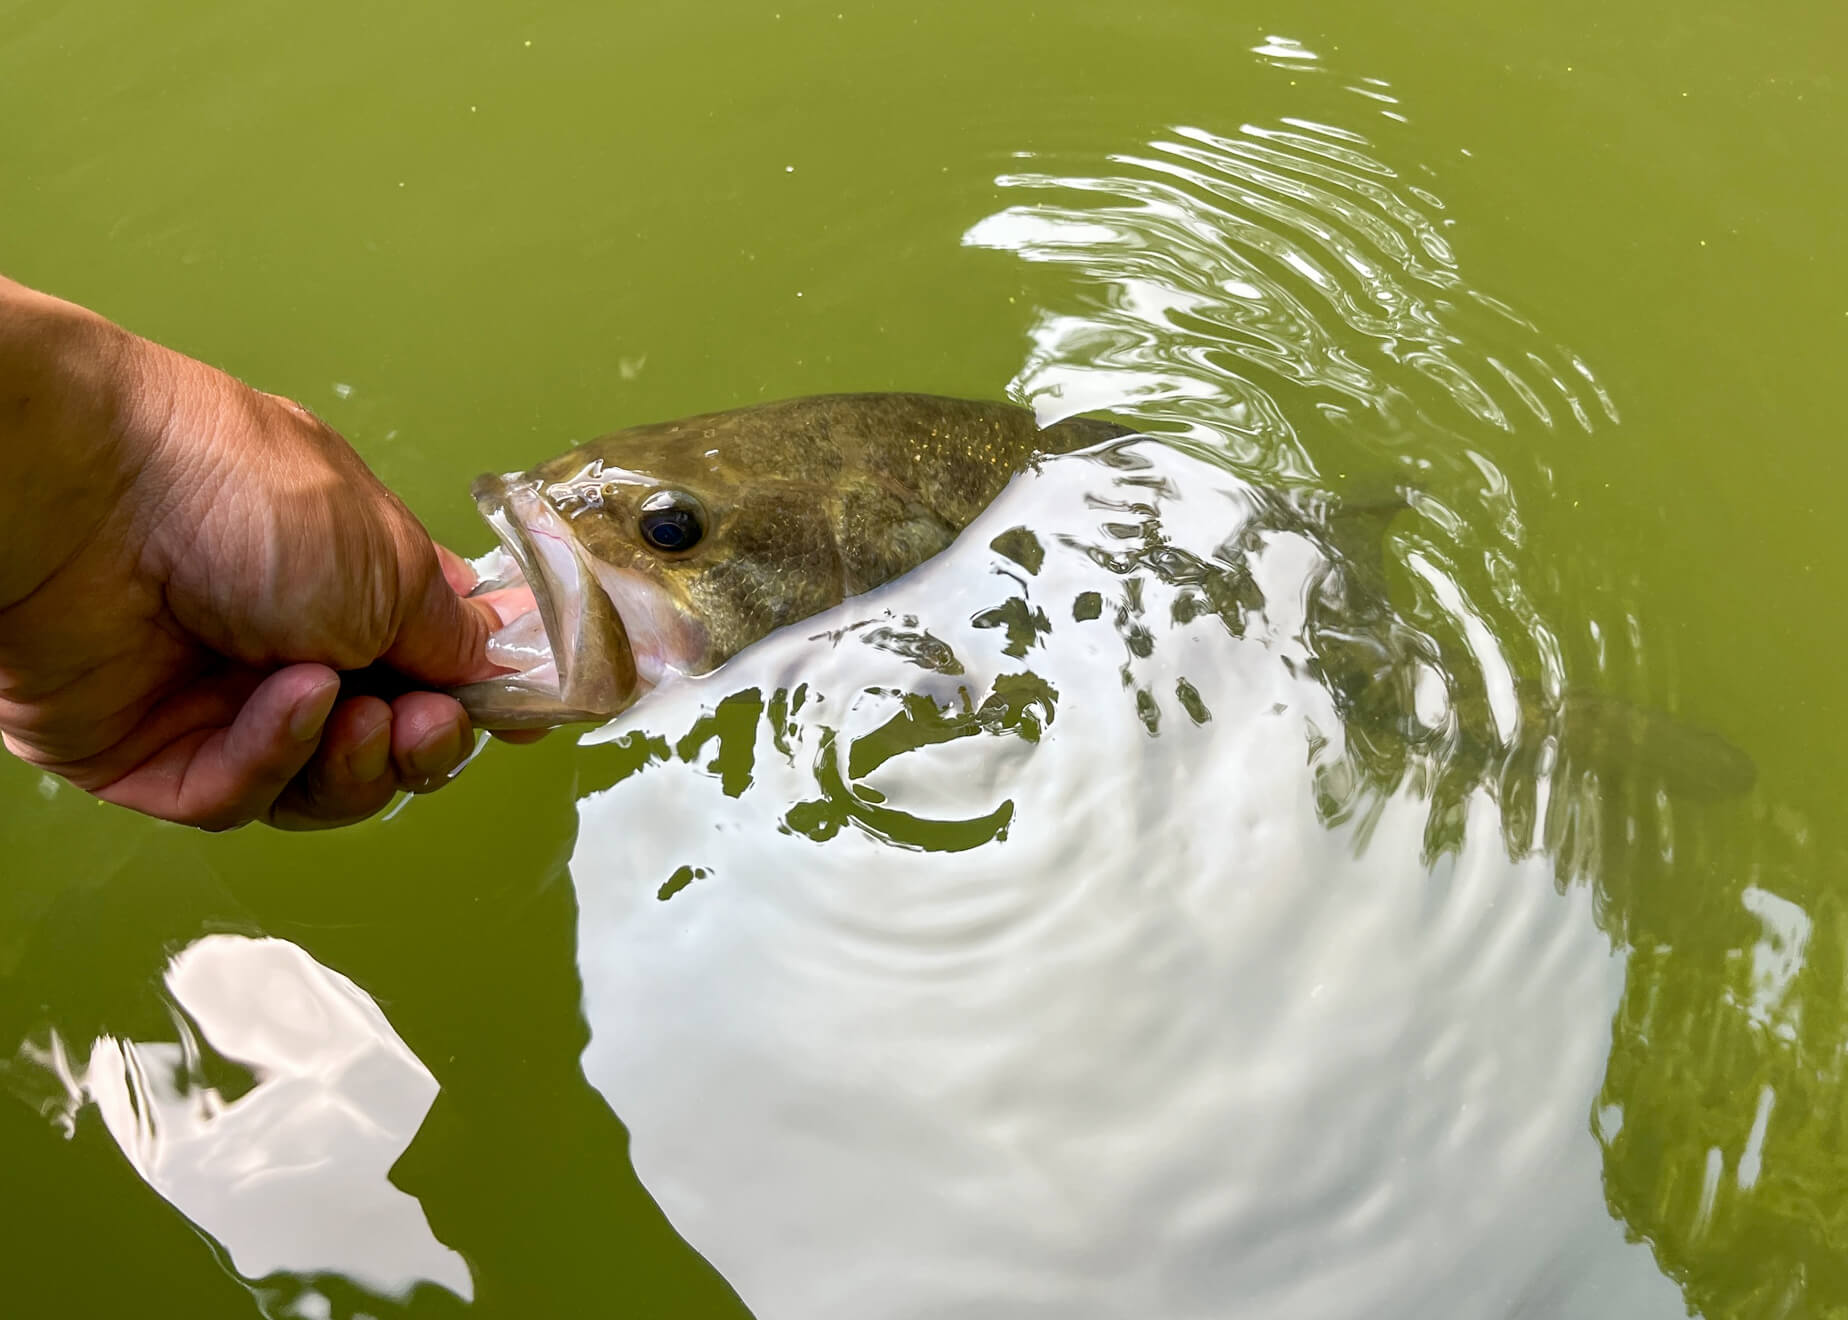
[447,391,1753,804]
[450,393,1127,729]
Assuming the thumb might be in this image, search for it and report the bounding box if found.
[383,541,502,686]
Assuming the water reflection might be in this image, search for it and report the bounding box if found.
[962,122,1617,473]
[2,731,749,1315]
[0,35,1834,1320]
[558,62,1790,1320]
[1595,804,1844,1318]
[566,436,1686,1318]
[8,936,470,1318]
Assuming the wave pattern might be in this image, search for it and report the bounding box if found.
[964,120,1618,481]
[3,37,1805,1320]
[547,52,1780,1320]
[569,438,1693,1320]
[962,94,1728,906]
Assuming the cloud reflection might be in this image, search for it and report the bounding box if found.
[13,936,469,1317]
[567,437,1689,1319]
[557,47,1772,1320]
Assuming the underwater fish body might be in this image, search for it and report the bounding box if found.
[450,390,1752,803]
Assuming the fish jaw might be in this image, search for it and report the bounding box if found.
[585,559,713,690]
[448,475,641,730]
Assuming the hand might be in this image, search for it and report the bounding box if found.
[0,279,524,830]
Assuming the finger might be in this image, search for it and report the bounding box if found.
[475,585,537,629]
[436,544,479,596]
[266,695,399,830]
[92,665,339,830]
[385,547,502,687]
[388,690,474,792]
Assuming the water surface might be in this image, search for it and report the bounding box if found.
[2,2,1844,1317]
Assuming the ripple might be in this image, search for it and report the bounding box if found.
[952,99,1705,902]
[553,43,1775,1320]
[0,33,1795,1320]
[962,113,1617,478]
[568,439,1687,1319]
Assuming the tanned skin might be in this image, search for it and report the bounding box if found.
[0,275,533,831]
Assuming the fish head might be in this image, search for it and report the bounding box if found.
[449,394,1124,730]
[450,400,929,729]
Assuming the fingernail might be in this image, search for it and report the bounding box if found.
[349,718,392,782]
[409,723,464,780]
[290,680,341,742]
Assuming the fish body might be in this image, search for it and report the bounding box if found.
[452,394,1128,729]
[449,391,1754,803]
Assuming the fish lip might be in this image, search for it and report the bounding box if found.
[451,473,639,729]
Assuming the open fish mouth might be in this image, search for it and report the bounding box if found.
[448,476,640,730]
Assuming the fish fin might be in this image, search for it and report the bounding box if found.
[1322,489,1410,591]
[1551,690,1756,802]
[1041,412,1140,453]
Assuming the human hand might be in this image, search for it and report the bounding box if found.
[0,279,526,830]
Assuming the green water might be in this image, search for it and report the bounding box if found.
[2,0,1845,1315]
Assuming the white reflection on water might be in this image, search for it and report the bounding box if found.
[33,936,469,1314]
[569,441,1685,1319]
[563,57,1721,1319]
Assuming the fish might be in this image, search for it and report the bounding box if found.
[449,393,1129,730]
[447,391,1754,805]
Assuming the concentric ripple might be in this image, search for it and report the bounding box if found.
[570,439,1690,1319]
[557,44,1768,1320]
[962,87,1747,891]
[0,36,1798,1320]
[962,118,1618,476]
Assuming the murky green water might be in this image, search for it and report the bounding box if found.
[3,1,1845,1316]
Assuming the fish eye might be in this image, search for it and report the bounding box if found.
[637,490,705,553]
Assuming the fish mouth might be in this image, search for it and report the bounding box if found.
[448,475,640,730]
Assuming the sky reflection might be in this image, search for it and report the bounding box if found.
[35,936,469,1316]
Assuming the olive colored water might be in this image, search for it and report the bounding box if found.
[3,1,1846,1317]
